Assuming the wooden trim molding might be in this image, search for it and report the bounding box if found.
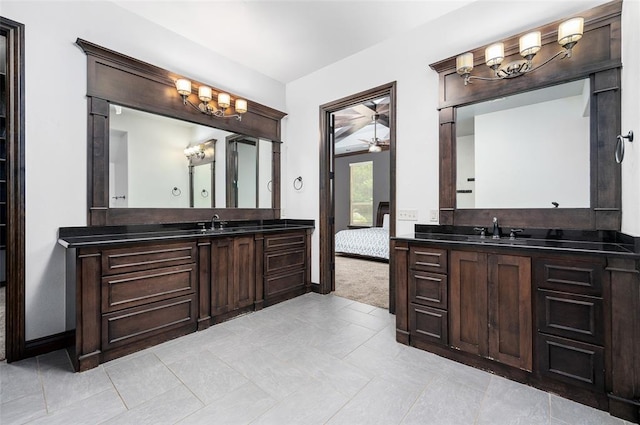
[1,17,26,362]
[24,331,75,359]
[76,38,287,226]
[430,1,622,231]
[319,82,397,310]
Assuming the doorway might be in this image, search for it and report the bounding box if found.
[1,16,26,362]
[318,82,396,313]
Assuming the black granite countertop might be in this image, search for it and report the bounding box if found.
[393,224,640,257]
[58,219,315,248]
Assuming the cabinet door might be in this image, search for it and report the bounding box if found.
[211,238,234,315]
[488,254,532,371]
[450,250,488,356]
[234,235,255,309]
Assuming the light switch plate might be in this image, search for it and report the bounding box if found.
[429,209,439,222]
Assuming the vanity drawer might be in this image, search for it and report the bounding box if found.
[102,242,197,276]
[409,271,448,309]
[409,246,448,274]
[265,269,306,298]
[533,257,604,296]
[537,333,604,391]
[102,295,197,351]
[409,303,448,346]
[264,232,305,252]
[265,247,305,275]
[101,264,196,313]
[536,289,603,345]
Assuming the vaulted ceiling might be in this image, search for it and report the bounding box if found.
[112,1,475,84]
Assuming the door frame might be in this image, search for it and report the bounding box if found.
[1,17,26,362]
[318,82,397,312]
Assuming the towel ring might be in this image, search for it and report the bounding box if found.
[615,131,634,163]
[201,189,209,198]
[293,176,303,191]
[172,187,182,196]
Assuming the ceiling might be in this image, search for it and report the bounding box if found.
[113,0,474,84]
[334,96,390,155]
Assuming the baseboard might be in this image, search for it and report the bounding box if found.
[310,282,322,293]
[24,330,74,359]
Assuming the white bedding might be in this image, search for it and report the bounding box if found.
[335,227,389,260]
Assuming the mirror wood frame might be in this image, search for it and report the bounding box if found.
[77,38,287,226]
[429,0,622,231]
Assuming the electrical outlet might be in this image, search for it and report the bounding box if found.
[398,209,418,221]
[429,209,439,222]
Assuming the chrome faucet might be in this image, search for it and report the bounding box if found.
[211,214,223,229]
[492,217,500,239]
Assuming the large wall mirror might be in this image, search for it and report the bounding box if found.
[109,105,273,209]
[431,1,622,230]
[456,79,590,210]
[78,38,286,226]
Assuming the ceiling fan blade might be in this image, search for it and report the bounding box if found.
[358,139,373,145]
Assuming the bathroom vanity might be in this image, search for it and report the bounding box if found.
[58,220,313,371]
[409,2,640,422]
[393,225,640,421]
[61,38,309,372]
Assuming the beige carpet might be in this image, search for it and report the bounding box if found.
[334,255,389,309]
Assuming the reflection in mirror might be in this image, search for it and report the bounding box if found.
[191,162,214,208]
[456,78,590,209]
[108,105,273,209]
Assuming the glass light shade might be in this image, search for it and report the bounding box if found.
[456,52,474,75]
[369,144,382,153]
[558,17,584,47]
[485,43,505,68]
[175,79,192,96]
[198,86,212,102]
[217,92,231,109]
[235,98,248,114]
[519,31,542,58]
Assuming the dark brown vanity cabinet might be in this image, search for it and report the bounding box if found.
[71,241,199,371]
[394,235,640,421]
[209,236,256,318]
[408,246,449,346]
[263,231,310,306]
[450,250,532,371]
[65,226,313,371]
[534,256,606,391]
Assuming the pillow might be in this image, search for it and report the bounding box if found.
[382,213,390,229]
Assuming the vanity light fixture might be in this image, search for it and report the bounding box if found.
[175,78,247,120]
[456,17,584,85]
[184,144,206,160]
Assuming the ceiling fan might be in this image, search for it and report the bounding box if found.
[359,113,390,152]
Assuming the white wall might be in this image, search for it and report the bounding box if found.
[284,0,617,284]
[621,0,640,236]
[2,0,285,340]
[474,96,590,208]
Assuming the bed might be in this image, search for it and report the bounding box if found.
[335,202,390,261]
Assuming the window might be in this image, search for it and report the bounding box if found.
[349,161,373,226]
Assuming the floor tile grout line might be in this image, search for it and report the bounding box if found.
[35,354,50,415]
[473,374,493,425]
[397,377,434,425]
[103,362,134,411]
[153,351,209,409]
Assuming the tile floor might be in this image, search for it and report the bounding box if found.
[0,292,634,425]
